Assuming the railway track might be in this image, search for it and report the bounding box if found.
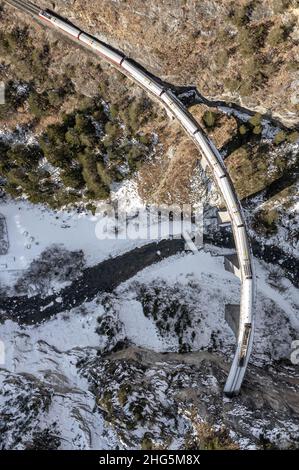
[5,0,40,16]
[2,0,256,396]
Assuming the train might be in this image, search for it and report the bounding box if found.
[37,7,255,394]
[239,323,252,367]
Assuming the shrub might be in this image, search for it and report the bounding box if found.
[117,383,131,407]
[97,161,111,186]
[254,208,279,235]
[128,101,141,132]
[29,47,50,82]
[110,104,119,120]
[92,107,106,122]
[25,428,61,450]
[103,122,120,147]
[127,146,143,171]
[86,203,97,215]
[106,148,120,162]
[141,434,154,450]
[6,144,41,169]
[249,113,262,127]
[239,124,249,135]
[194,422,239,450]
[121,99,150,134]
[243,56,260,78]
[240,56,264,93]
[28,91,50,119]
[230,2,255,27]
[6,167,28,187]
[214,49,229,69]
[202,110,217,128]
[253,125,262,135]
[60,192,81,205]
[0,141,10,171]
[224,77,240,93]
[98,80,108,96]
[267,25,286,46]
[272,0,292,14]
[75,113,93,134]
[238,28,256,56]
[273,130,287,145]
[4,183,21,198]
[65,128,81,148]
[60,168,85,189]
[287,131,299,143]
[0,27,28,54]
[238,81,253,97]
[43,123,66,145]
[138,134,151,145]
[286,60,299,72]
[47,90,64,108]
[80,152,110,199]
[79,132,97,149]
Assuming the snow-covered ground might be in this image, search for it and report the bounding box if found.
[0,197,140,281]
[98,251,299,363]
[0,181,298,449]
[0,250,240,372]
[0,243,298,448]
[0,300,118,449]
[115,251,238,353]
[1,238,298,373]
[249,183,299,257]
[0,180,200,288]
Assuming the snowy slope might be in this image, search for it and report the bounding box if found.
[0,247,298,449]
[0,301,119,449]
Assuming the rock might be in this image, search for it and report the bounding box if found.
[34,0,299,127]
[79,345,299,449]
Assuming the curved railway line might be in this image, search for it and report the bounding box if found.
[3,0,256,396]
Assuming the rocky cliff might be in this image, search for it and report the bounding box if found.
[38,0,299,127]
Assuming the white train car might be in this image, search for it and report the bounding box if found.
[232,210,244,228]
[238,323,252,366]
[217,176,239,214]
[161,91,199,135]
[39,10,81,38]
[39,11,125,66]
[193,132,226,178]
[121,60,164,96]
[240,280,254,322]
[235,226,250,261]
[79,33,124,66]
